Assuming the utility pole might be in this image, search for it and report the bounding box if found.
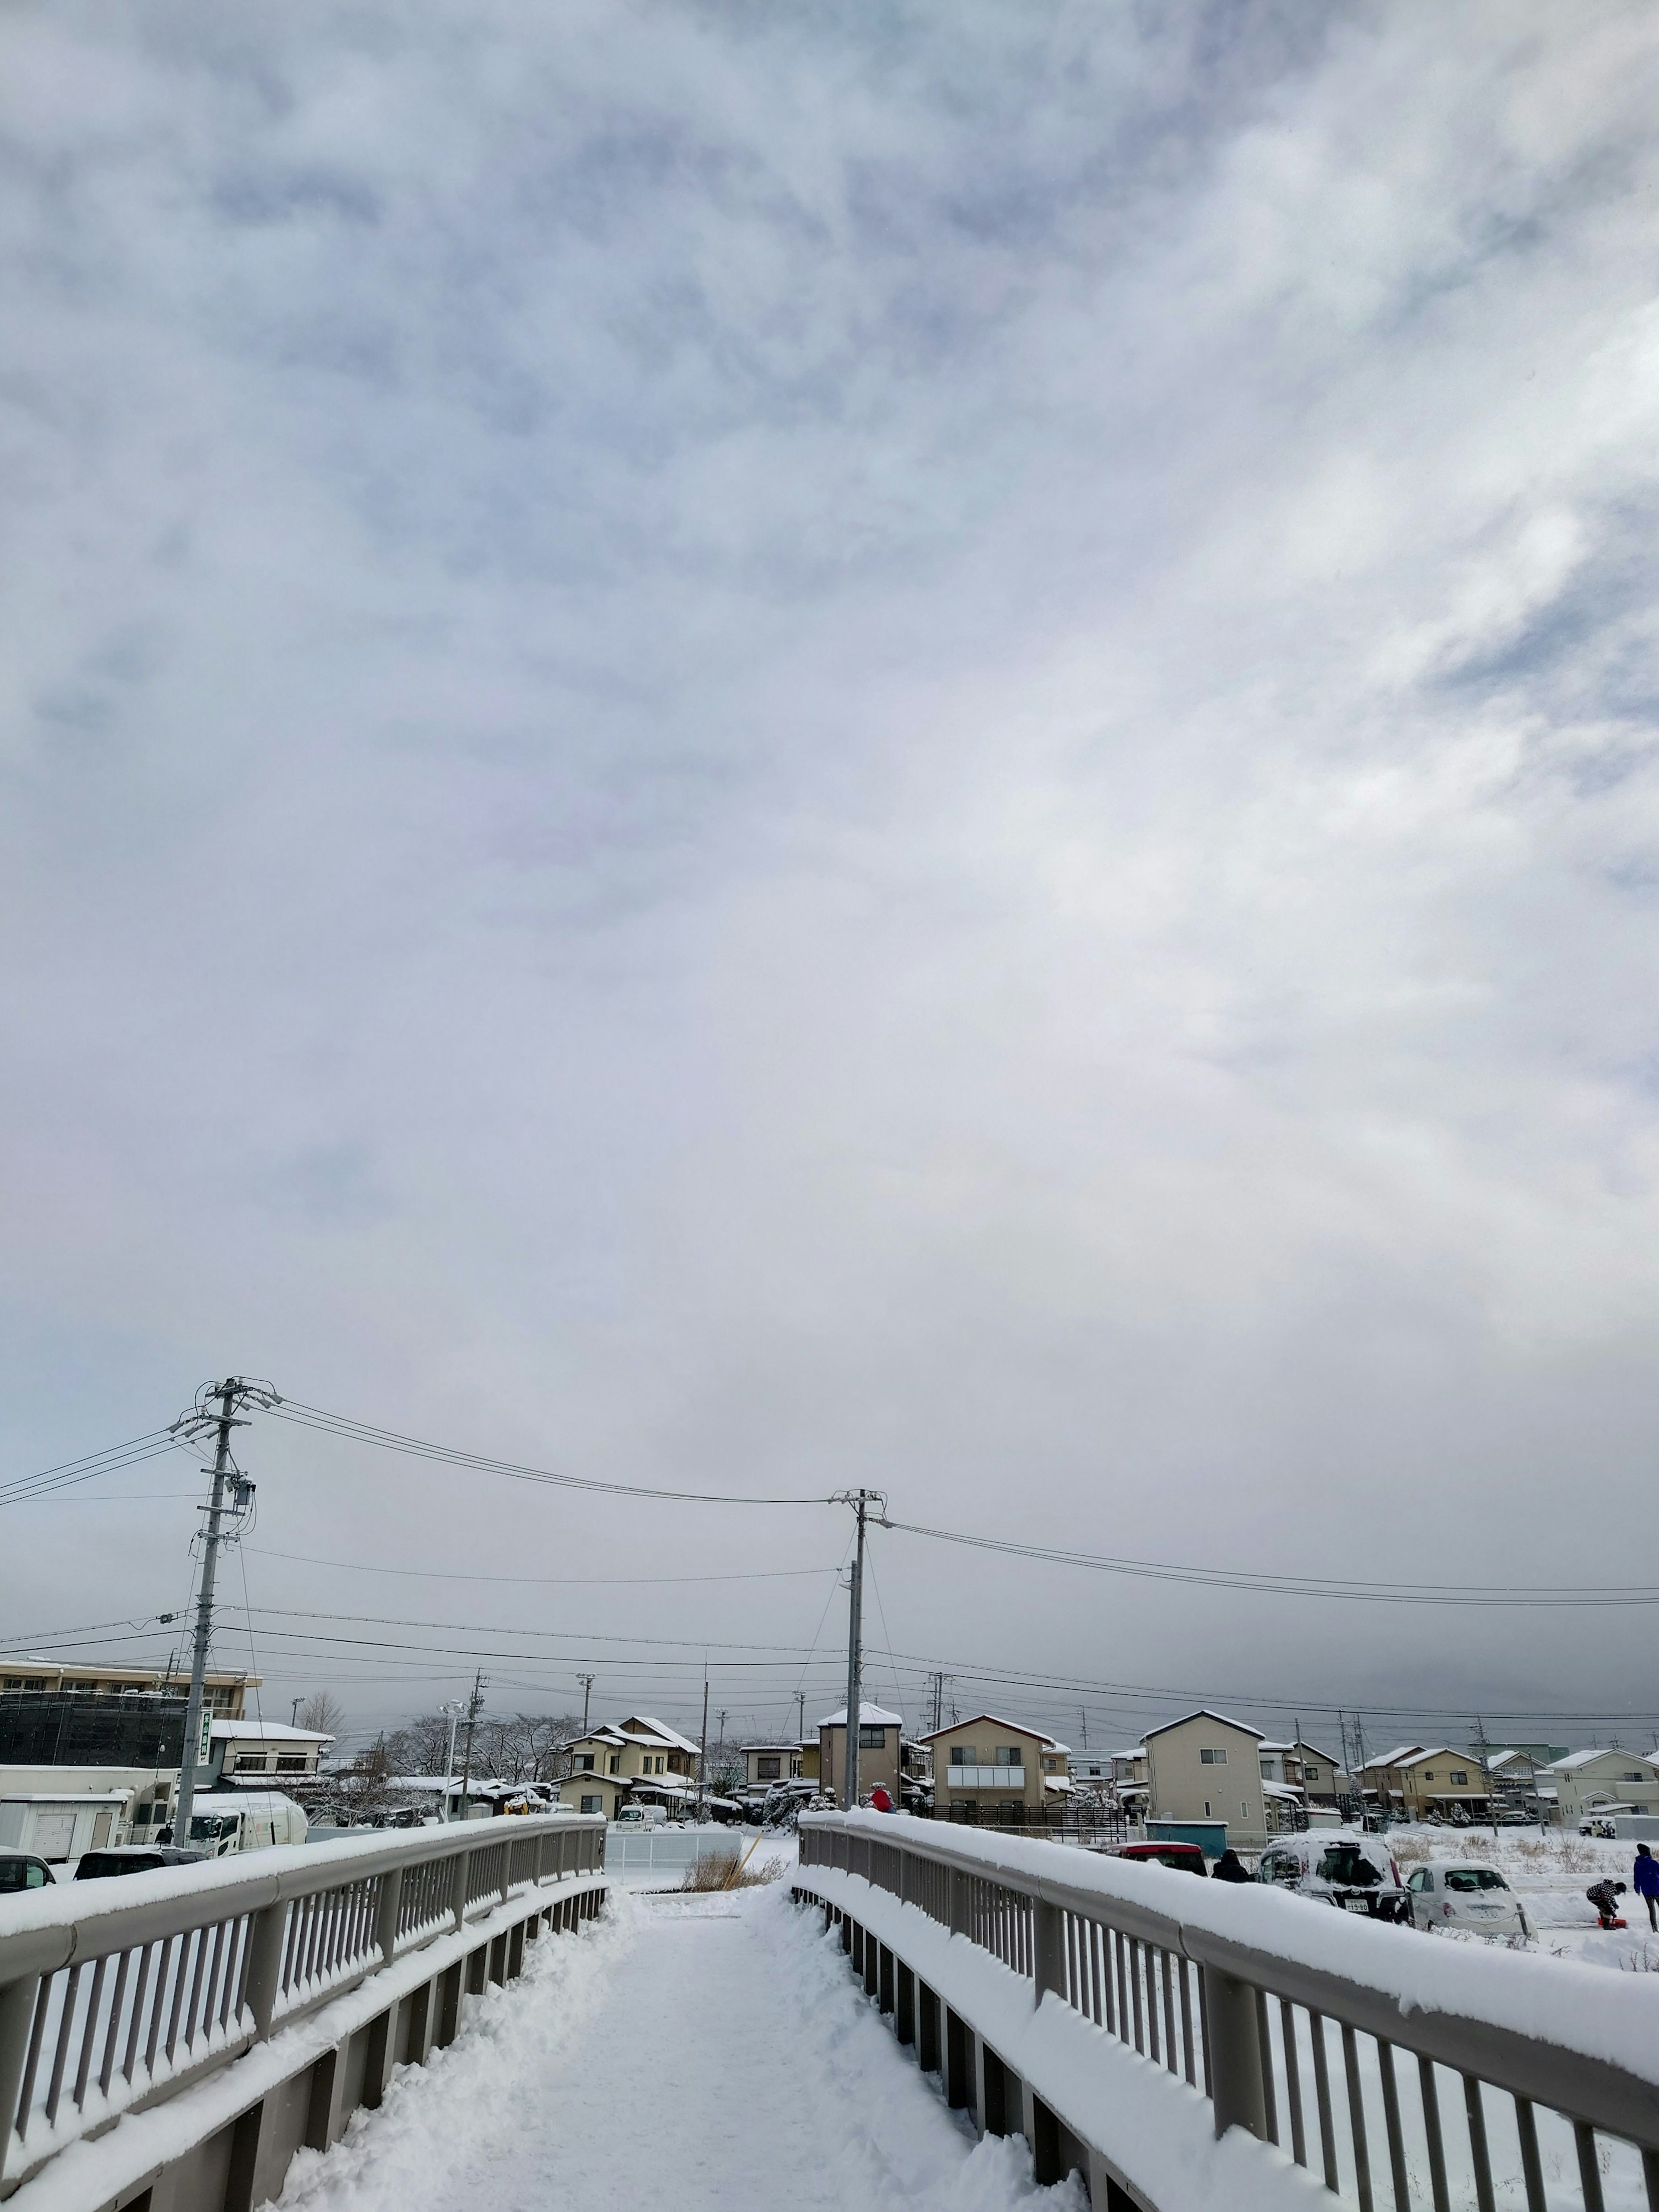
[458,1670,486,1821]
[291,1697,302,1726]
[796,1691,806,1745]
[831,1489,884,1811]
[174,1378,264,1844]
[438,1699,465,1821]
[577,1673,595,1734]
[1080,1706,1088,1752]
[697,1675,711,1823]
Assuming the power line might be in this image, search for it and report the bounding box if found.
[245,1546,841,1588]
[884,1518,1659,1608]
[262,1399,831,1508]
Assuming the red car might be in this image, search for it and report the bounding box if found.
[1099,1841,1208,1876]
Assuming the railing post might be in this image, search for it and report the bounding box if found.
[375,1866,405,1967]
[449,1848,471,1933]
[1203,1964,1267,2141]
[244,1902,289,2038]
[0,1973,41,2153]
[898,1848,910,1907]
[1033,1900,1063,2009]
[949,1866,968,1938]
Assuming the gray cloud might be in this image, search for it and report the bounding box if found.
[3,1,1659,1752]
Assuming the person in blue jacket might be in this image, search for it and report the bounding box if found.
[1634,1843,1659,1931]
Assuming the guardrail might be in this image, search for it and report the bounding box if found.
[796,1812,1659,2212]
[0,1812,605,2211]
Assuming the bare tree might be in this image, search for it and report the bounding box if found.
[383,1708,583,1785]
[297,1691,345,1736]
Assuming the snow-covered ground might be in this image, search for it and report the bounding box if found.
[1383,1825,1659,1972]
[266,1868,1083,2212]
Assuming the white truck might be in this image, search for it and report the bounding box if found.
[185,1791,309,1855]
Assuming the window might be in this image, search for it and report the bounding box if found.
[950,1745,976,1766]
[1199,1748,1227,1766]
[1624,1772,1646,1784]
[757,1756,782,1780]
[576,1754,595,1771]
[608,1755,620,1774]
[1203,1800,1211,1817]
[1450,1771,1468,1786]
[1443,1869,1508,1893]
[859,1726,885,1749]
[995,1747,1021,1767]
[580,1794,601,1815]
[275,1755,306,1773]
[1317,1844,1382,1887]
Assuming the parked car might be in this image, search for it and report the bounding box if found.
[1098,1841,1209,1876]
[1404,1861,1529,1939]
[1256,1834,1412,1923]
[612,1805,668,1827]
[75,1846,207,1879]
[0,1851,57,1892]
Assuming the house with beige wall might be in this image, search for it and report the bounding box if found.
[818,1704,920,1806]
[1358,1745,1491,1821]
[921,1716,1068,1824]
[558,1715,701,1817]
[1143,1710,1268,1848]
[1545,1749,1659,1825]
[740,1743,804,1788]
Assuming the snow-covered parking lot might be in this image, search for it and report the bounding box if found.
[1379,1826,1659,1971]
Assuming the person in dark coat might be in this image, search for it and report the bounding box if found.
[1634,1843,1659,1931]
[1586,1876,1627,1929]
[1212,1848,1252,1883]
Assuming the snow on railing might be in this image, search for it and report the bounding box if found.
[0,1812,603,2199]
[797,1811,1659,2212]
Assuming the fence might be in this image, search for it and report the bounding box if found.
[603,1827,741,1883]
[796,1811,1659,2212]
[0,1811,605,2212]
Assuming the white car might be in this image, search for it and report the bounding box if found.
[1405,1861,1529,1938]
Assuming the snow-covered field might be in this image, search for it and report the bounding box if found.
[1382,1825,1659,1972]
[265,1867,1083,2212]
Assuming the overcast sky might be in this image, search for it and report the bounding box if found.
[4,2,1659,1760]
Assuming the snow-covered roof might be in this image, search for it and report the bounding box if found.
[1045,1741,1071,1757]
[1263,1782,1304,1801]
[1367,1744,1429,1770]
[1043,1775,1073,1794]
[211,1720,333,1743]
[738,1743,799,1754]
[615,1715,701,1757]
[819,1703,904,1729]
[1547,1748,1659,1773]
[914,1713,1057,1745]
[1259,1741,1295,1753]
[1143,1709,1265,1743]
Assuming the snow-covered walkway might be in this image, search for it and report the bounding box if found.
[269,1880,1084,2212]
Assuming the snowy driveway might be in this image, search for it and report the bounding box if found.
[268,1881,1082,2212]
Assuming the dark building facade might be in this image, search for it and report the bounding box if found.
[0,1691,186,1768]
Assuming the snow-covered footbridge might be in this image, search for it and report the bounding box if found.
[3,1811,1657,2212]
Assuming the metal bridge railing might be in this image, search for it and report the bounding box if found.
[798,1812,1659,2212]
[0,1812,603,2198]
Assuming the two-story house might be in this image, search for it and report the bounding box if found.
[921,1716,1068,1824]
[1544,1750,1659,1826]
[1143,1710,1269,1848]
[558,1714,702,1818]
[1357,1745,1491,1821]
[817,1705,929,1807]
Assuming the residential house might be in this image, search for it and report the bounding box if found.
[558,1715,703,1818]
[740,1743,804,1789]
[798,1738,821,1785]
[1544,1750,1659,1826]
[1290,1740,1348,1808]
[1143,1711,1269,1848]
[1358,1745,1491,1821]
[818,1704,928,1807]
[921,1716,1068,1824]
